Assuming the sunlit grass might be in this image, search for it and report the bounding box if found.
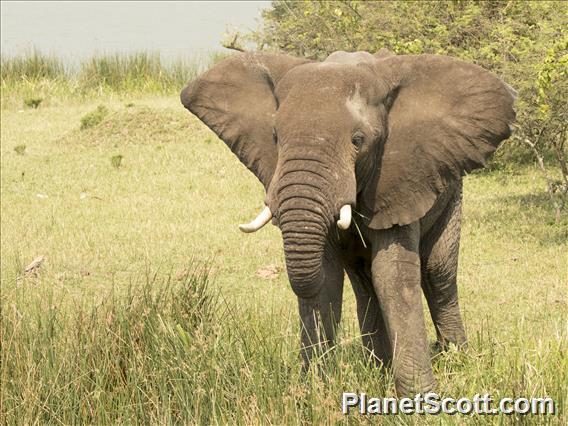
[0,51,226,109]
[0,50,66,82]
[0,95,566,423]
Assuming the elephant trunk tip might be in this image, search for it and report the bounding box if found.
[289,271,324,299]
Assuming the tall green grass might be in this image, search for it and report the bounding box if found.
[0,78,565,424]
[1,266,219,424]
[0,265,388,424]
[76,52,225,92]
[2,265,565,424]
[0,50,66,82]
[0,50,225,106]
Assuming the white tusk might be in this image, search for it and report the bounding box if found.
[337,205,352,230]
[239,206,272,233]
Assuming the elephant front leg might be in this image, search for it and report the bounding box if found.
[346,268,392,367]
[298,249,344,368]
[370,223,435,396]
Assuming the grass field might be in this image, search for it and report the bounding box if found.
[1,93,566,424]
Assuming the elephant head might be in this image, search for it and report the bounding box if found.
[181,50,515,299]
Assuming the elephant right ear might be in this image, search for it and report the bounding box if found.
[181,52,310,190]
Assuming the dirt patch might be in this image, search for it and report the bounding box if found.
[255,264,282,280]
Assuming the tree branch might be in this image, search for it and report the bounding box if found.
[222,33,246,52]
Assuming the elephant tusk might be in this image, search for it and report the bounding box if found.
[337,205,352,230]
[239,206,272,233]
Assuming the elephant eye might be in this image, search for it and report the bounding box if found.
[272,129,278,145]
[352,133,364,150]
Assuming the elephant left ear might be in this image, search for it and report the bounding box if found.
[361,54,516,229]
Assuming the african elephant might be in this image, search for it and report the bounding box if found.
[180,49,515,396]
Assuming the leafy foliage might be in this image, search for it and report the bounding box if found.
[251,0,568,214]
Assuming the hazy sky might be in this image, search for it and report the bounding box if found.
[1,1,271,61]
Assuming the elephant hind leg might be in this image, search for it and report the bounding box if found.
[420,187,467,350]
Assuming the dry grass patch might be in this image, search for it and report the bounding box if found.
[59,104,198,145]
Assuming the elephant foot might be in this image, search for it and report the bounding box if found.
[300,337,335,372]
[437,336,468,352]
[433,311,468,351]
[360,343,391,370]
[392,350,436,397]
[394,369,437,397]
[431,323,468,352]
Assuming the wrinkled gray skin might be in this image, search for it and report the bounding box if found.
[181,49,516,395]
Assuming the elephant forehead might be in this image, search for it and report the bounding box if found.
[345,86,373,126]
[277,62,372,95]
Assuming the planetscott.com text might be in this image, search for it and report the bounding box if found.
[342,393,555,415]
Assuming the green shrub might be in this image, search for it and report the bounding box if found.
[250,0,568,215]
[23,97,43,108]
[13,145,26,155]
[80,105,109,130]
[111,154,123,169]
[251,1,567,167]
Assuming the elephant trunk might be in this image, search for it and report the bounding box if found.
[275,154,336,299]
[280,209,329,299]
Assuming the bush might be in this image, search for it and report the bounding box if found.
[13,145,26,155]
[23,97,42,108]
[80,105,109,130]
[110,154,123,169]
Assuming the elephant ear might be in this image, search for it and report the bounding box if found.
[180,52,310,189]
[362,54,516,229]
